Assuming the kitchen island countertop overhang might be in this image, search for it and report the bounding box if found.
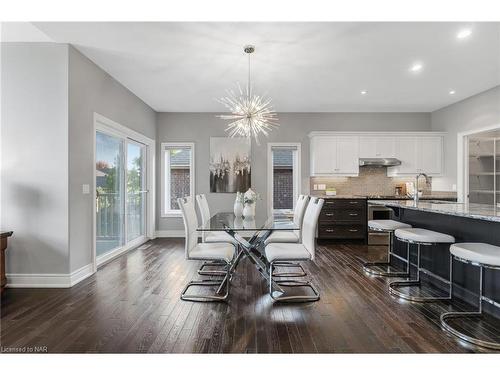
[368,200,500,223]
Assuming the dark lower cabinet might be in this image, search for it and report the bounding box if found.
[317,198,367,242]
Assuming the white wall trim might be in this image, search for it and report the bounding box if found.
[7,263,94,288]
[457,123,500,203]
[160,142,195,217]
[155,230,186,238]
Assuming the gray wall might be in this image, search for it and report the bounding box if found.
[1,43,70,274]
[431,85,500,191]
[68,46,156,272]
[157,112,431,231]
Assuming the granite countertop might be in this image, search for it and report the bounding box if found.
[368,200,500,223]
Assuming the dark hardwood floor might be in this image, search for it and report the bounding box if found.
[1,238,499,353]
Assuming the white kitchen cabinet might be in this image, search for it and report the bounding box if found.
[310,136,359,176]
[336,136,359,174]
[417,136,443,175]
[387,136,443,176]
[359,136,396,158]
[310,136,337,175]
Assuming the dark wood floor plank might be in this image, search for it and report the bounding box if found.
[1,238,499,353]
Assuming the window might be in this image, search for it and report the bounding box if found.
[162,143,195,216]
[268,143,301,215]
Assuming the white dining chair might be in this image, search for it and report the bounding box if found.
[195,194,239,276]
[265,194,310,277]
[178,196,236,302]
[265,197,324,302]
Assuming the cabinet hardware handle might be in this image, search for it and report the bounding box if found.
[325,202,335,205]
[325,229,334,232]
[348,229,358,232]
[349,201,359,204]
[325,213,334,216]
[349,213,358,216]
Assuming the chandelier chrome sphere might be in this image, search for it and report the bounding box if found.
[217,45,279,144]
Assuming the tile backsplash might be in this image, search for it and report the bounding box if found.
[310,166,430,196]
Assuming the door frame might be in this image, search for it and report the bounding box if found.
[457,123,500,203]
[267,142,301,217]
[92,113,155,271]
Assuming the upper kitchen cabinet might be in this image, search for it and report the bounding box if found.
[310,135,359,176]
[387,135,444,176]
[359,136,396,158]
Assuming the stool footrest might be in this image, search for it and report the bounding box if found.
[389,280,451,302]
[363,262,409,277]
[441,311,500,350]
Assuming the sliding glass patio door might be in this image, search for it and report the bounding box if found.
[95,131,147,260]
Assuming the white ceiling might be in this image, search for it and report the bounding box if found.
[26,22,500,112]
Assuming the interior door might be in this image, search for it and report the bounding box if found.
[95,131,125,256]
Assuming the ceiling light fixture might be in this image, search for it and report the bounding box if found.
[217,45,278,144]
[409,63,423,73]
[361,90,368,95]
[449,90,456,95]
[457,28,472,39]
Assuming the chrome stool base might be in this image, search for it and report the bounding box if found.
[363,262,409,277]
[389,279,451,303]
[272,261,307,277]
[440,311,500,350]
[389,241,452,303]
[440,258,500,350]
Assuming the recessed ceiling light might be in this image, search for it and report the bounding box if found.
[449,90,456,95]
[409,63,423,73]
[360,90,367,95]
[457,28,472,39]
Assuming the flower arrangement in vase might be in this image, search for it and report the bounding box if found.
[233,192,244,217]
[242,188,260,218]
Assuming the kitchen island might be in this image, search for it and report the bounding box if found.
[369,199,500,318]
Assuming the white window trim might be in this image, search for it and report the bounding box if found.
[161,142,195,217]
[267,142,301,217]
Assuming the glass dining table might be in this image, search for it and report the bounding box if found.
[197,211,299,290]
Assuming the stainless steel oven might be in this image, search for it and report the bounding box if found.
[367,203,393,245]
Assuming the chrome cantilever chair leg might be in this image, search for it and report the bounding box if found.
[198,245,241,276]
[269,261,319,303]
[440,256,500,350]
[363,231,410,277]
[389,242,452,303]
[272,261,307,277]
[181,259,231,302]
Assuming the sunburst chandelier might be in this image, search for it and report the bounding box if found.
[217,45,279,144]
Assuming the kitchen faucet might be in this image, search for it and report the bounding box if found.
[414,172,430,204]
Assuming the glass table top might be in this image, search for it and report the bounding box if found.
[197,212,299,231]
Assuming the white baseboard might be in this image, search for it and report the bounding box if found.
[155,230,186,238]
[6,263,94,288]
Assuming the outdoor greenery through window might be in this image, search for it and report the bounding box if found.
[163,144,193,214]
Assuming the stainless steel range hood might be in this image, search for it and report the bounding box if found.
[359,158,402,167]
